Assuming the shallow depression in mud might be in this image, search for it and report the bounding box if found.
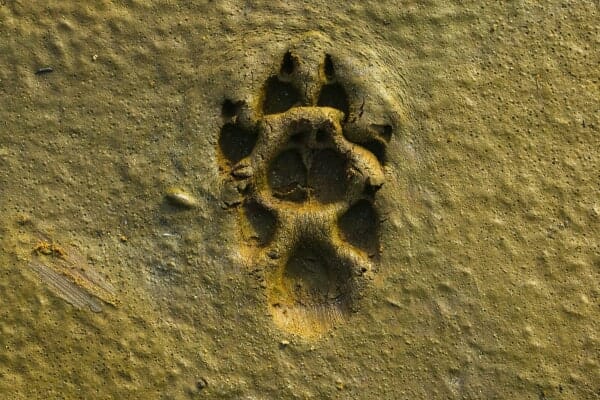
[267,149,308,202]
[267,239,356,337]
[338,200,380,258]
[267,146,350,204]
[282,240,353,306]
[219,123,258,164]
[308,148,349,203]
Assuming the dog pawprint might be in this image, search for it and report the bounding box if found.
[218,42,394,338]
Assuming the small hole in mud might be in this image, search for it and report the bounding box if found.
[308,148,349,204]
[315,129,328,143]
[290,130,310,144]
[369,124,393,142]
[263,76,301,115]
[243,200,276,246]
[363,183,381,197]
[281,51,297,75]
[268,149,307,202]
[221,99,243,119]
[219,123,258,164]
[323,54,335,80]
[338,200,380,257]
[317,83,350,121]
[362,139,387,164]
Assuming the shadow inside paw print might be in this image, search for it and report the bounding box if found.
[218,43,394,338]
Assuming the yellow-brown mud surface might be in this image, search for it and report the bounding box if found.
[0,2,598,399]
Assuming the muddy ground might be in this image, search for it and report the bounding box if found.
[0,2,598,399]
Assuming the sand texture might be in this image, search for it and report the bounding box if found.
[0,1,599,399]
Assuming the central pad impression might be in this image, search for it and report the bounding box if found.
[263,109,351,205]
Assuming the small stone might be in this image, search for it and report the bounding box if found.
[279,340,290,347]
[222,184,242,207]
[231,164,253,178]
[165,188,198,208]
[196,378,208,390]
[35,67,53,75]
[92,54,98,61]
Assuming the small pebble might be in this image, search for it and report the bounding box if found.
[35,67,54,75]
[231,164,253,178]
[279,340,290,347]
[222,184,242,207]
[196,378,208,390]
[92,54,98,61]
[165,188,198,208]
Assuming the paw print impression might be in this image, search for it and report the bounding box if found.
[218,42,395,338]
